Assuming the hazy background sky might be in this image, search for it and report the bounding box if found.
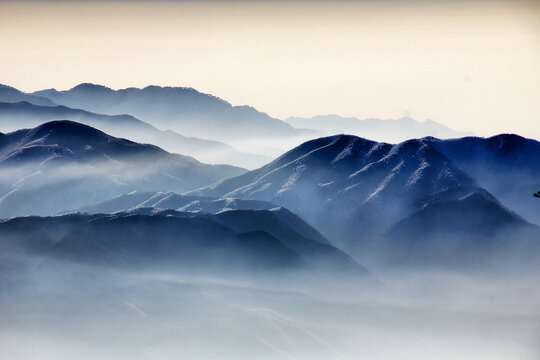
[1,0,539,138]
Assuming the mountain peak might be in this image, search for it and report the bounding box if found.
[69,83,113,93]
[27,119,115,141]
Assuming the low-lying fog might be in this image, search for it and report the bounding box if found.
[1,260,538,360]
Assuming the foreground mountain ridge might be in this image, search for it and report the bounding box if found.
[0,208,367,275]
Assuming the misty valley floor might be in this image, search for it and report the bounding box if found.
[1,264,539,360]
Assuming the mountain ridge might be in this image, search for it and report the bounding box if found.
[190,133,539,264]
[31,83,303,142]
[0,100,270,168]
[285,114,473,143]
[0,120,245,218]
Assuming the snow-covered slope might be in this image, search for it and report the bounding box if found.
[192,135,474,237]
[0,121,245,218]
[76,190,277,214]
[191,134,539,263]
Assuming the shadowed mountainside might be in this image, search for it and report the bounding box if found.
[424,134,540,224]
[0,208,367,275]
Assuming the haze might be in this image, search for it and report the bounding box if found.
[1,0,539,138]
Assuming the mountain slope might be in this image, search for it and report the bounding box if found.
[191,134,539,264]
[424,134,540,224]
[0,121,245,218]
[0,101,269,168]
[286,114,473,143]
[0,84,56,106]
[76,190,278,214]
[0,209,368,275]
[33,83,303,142]
[381,189,540,267]
[192,134,475,238]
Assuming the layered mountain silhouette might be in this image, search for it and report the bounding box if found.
[0,101,269,168]
[0,121,244,218]
[286,114,473,143]
[191,134,539,264]
[0,208,366,274]
[0,84,55,106]
[2,81,538,267]
[32,83,307,142]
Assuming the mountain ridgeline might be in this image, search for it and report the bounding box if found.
[0,121,244,218]
[0,101,269,168]
[286,114,473,143]
[32,83,302,142]
[0,82,538,269]
[192,134,540,267]
[0,208,367,276]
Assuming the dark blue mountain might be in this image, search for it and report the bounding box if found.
[0,121,244,218]
[191,134,539,264]
[0,101,269,167]
[192,134,475,237]
[423,134,540,224]
[382,189,539,267]
[0,208,368,275]
[32,83,304,141]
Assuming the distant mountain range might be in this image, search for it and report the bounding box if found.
[0,100,270,168]
[0,120,244,218]
[0,84,55,107]
[31,83,308,142]
[2,83,476,164]
[286,114,473,143]
[0,208,367,275]
[191,134,540,266]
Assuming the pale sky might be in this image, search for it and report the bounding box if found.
[1,0,539,138]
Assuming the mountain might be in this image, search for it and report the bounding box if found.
[0,101,270,168]
[424,134,540,224]
[286,115,473,143]
[76,190,277,214]
[191,134,539,264]
[0,209,367,275]
[191,134,475,237]
[0,120,245,218]
[380,189,540,267]
[0,84,56,106]
[32,83,308,143]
